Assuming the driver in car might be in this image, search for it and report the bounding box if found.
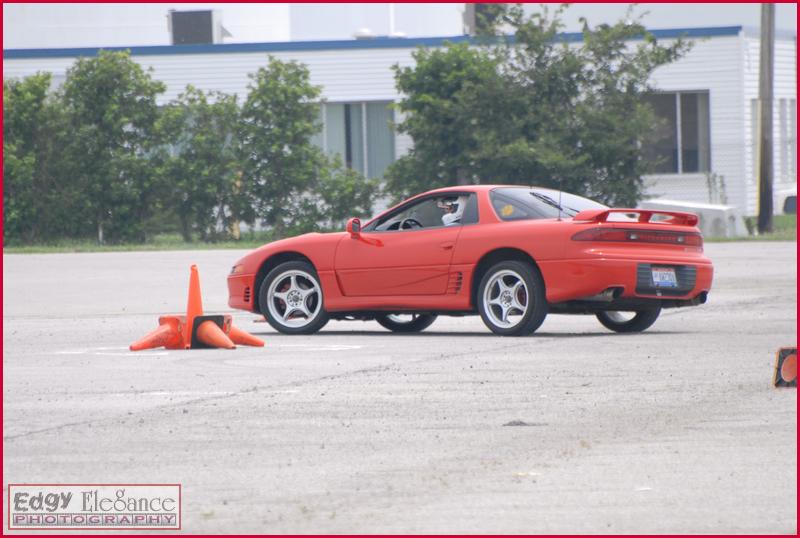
[439,196,467,226]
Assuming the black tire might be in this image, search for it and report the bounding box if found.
[375,313,438,333]
[596,307,661,333]
[258,261,329,335]
[477,260,547,336]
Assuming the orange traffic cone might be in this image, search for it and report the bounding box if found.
[184,264,204,348]
[228,324,265,347]
[130,265,264,351]
[196,319,236,349]
[130,316,183,351]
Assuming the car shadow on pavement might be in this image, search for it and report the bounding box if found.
[251,330,686,338]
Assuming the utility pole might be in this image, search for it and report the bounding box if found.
[757,3,775,234]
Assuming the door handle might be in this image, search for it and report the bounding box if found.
[440,241,455,250]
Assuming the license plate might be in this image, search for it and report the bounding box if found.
[651,267,677,287]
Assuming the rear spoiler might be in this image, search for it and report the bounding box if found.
[572,208,699,227]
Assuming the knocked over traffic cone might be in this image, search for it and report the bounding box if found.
[196,319,236,349]
[773,347,797,388]
[130,315,186,351]
[130,265,264,351]
[228,324,266,347]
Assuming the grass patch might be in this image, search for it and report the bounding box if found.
[3,232,282,254]
[707,214,796,242]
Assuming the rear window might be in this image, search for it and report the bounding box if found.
[490,187,607,221]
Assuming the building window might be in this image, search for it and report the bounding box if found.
[643,91,710,174]
[312,101,396,179]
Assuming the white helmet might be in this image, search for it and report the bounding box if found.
[441,196,467,226]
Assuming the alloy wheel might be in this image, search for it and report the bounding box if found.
[267,270,322,329]
[482,269,530,329]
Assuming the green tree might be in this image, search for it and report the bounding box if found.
[155,86,240,241]
[474,3,509,36]
[238,56,377,235]
[567,10,690,205]
[386,42,503,198]
[4,74,51,243]
[238,56,326,234]
[387,5,690,206]
[61,50,166,243]
[3,73,79,244]
[314,156,379,230]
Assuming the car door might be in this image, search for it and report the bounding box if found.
[334,194,473,297]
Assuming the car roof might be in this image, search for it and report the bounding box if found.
[423,184,549,195]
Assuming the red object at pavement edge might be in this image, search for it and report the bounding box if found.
[773,347,797,387]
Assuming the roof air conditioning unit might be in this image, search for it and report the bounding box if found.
[169,10,230,45]
[353,28,376,40]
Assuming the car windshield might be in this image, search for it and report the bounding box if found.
[490,187,607,220]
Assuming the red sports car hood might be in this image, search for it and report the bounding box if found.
[234,231,348,273]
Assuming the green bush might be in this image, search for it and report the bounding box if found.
[3,54,378,247]
[60,50,166,243]
[3,73,78,244]
[154,86,241,241]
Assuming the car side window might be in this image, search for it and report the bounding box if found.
[369,193,478,232]
[491,192,541,220]
[490,187,607,221]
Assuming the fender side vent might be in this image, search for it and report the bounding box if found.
[447,272,463,294]
[243,287,251,303]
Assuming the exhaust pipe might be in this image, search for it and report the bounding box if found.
[578,287,623,302]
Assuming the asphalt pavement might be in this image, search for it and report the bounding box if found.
[3,241,796,533]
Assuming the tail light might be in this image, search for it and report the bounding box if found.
[572,227,703,247]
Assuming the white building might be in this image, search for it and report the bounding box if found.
[3,24,797,216]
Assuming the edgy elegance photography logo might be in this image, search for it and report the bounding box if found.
[8,484,181,530]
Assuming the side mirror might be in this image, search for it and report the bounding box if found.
[346,217,361,238]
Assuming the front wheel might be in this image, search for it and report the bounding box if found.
[595,307,661,333]
[259,261,329,334]
[477,260,547,336]
[375,313,437,333]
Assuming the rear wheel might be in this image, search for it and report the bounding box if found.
[259,261,329,334]
[477,260,547,336]
[375,313,437,333]
[596,307,661,333]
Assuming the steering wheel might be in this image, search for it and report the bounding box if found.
[400,218,423,230]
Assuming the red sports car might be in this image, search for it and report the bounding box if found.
[228,185,713,336]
